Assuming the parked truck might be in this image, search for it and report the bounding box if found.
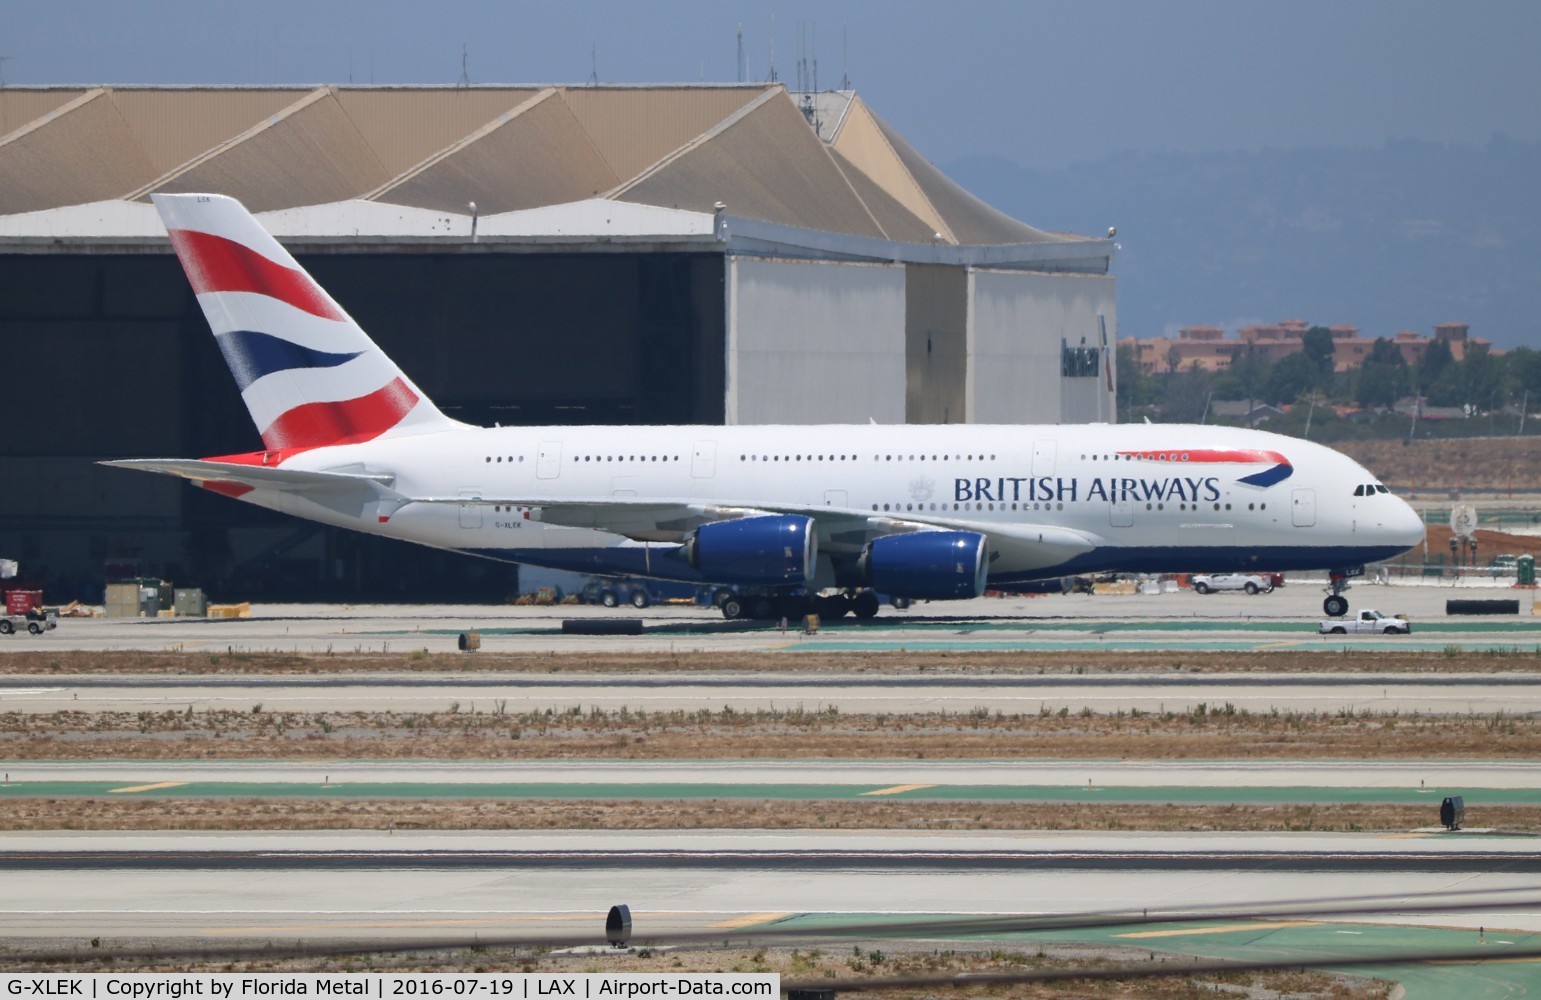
[1319,609,1411,635]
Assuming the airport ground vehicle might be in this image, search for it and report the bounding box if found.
[0,607,57,635]
[1191,572,1274,595]
[1319,609,1410,635]
[579,578,699,609]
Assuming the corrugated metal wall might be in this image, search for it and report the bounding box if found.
[905,264,968,424]
[726,257,906,424]
[966,269,1116,424]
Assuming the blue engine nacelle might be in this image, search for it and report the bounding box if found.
[682,514,817,585]
[860,530,988,600]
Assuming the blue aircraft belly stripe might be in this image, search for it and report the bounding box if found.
[463,544,1410,587]
[216,330,362,391]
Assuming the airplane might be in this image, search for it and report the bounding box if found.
[106,194,1426,620]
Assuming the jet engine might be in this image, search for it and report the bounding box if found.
[682,514,816,585]
[860,530,988,599]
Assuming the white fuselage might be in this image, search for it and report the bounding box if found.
[237,421,1425,589]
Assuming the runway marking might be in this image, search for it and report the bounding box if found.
[108,782,186,794]
[1116,920,1320,939]
[714,912,793,930]
[861,784,936,797]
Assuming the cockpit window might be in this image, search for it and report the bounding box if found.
[1353,485,1365,496]
[1375,484,1389,494]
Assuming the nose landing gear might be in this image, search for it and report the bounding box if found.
[1323,565,1364,617]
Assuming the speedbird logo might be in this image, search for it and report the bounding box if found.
[1117,448,1294,488]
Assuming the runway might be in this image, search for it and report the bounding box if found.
[7,597,1537,993]
[1,760,1536,812]
[7,583,1541,655]
[1,831,1537,943]
[5,758,1537,789]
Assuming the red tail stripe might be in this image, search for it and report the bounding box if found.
[259,377,419,451]
[200,481,254,499]
[167,228,346,322]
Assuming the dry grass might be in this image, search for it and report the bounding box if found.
[1420,523,1541,562]
[4,647,1541,676]
[3,702,1536,760]
[0,796,1530,834]
[0,938,1388,997]
[1337,435,1541,493]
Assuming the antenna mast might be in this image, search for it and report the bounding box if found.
[767,15,777,82]
[841,24,849,90]
[457,43,470,88]
[736,25,744,83]
[794,22,820,131]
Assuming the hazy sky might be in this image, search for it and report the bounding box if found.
[5,0,1539,169]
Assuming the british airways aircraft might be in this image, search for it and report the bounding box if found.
[107,194,1425,619]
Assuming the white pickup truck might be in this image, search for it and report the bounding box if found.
[1319,609,1411,635]
[1191,573,1274,595]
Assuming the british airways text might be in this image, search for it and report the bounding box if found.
[954,476,1222,504]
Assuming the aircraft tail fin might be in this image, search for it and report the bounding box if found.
[152,193,463,452]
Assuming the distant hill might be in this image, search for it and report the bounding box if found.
[1333,436,1541,496]
[946,136,1541,347]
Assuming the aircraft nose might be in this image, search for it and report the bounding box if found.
[1385,496,1426,550]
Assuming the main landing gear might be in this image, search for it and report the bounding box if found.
[719,588,891,621]
[1323,566,1365,617]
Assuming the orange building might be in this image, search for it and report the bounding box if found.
[1121,321,1494,374]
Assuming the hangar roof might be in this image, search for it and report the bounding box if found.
[0,84,1109,269]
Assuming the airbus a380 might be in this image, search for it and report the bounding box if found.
[108,194,1425,619]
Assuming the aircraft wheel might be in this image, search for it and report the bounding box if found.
[1324,594,1349,617]
[600,590,619,608]
[721,597,745,620]
[852,591,880,619]
[629,590,650,609]
[814,595,848,619]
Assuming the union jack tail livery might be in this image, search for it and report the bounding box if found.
[152,193,462,452]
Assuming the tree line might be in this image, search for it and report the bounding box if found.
[1117,326,1541,439]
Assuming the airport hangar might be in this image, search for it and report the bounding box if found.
[0,84,1116,601]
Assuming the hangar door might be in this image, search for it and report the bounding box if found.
[727,257,905,425]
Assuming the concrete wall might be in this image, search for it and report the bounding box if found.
[904,263,967,424]
[966,269,1117,425]
[726,256,906,424]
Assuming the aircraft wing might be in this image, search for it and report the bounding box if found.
[100,459,395,492]
[402,495,1097,570]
